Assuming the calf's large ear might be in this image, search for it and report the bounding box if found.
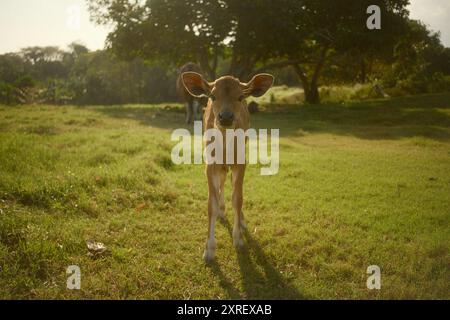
[182,72,212,98]
[242,73,274,97]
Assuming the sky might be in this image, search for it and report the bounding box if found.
[0,0,111,54]
[408,0,450,46]
[0,0,449,54]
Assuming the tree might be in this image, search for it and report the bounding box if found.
[87,0,304,81]
[383,19,450,94]
[88,0,228,79]
[88,0,410,104]
[256,0,409,103]
[19,46,68,81]
[0,53,30,83]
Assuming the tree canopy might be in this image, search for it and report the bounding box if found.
[87,0,414,103]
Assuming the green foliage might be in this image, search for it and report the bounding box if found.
[394,72,450,95]
[15,75,35,89]
[382,20,450,95]
[0,81,19,105]
[0,45,179,105]
[87,0,410,83]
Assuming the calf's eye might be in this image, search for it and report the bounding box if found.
[238,95,244,101]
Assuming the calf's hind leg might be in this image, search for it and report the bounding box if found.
[218,168,227,220]
[185,101,193,124]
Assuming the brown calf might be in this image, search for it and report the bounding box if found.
[181,72,274,262]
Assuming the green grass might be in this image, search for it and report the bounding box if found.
[0,92,449,299]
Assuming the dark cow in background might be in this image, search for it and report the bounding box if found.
[176,62,208,124]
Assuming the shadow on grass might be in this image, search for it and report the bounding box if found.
[207,219,304,299]
[80,92,450,142]
[252,92,450,141]
[78,103,188,131]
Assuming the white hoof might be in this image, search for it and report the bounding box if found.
[203,249,215,263]
[233,236,244,248]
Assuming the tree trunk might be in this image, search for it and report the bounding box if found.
[306,82,320,104]
[229,63,251,81]
[293,45,329,104]
[236,64,253,82]
[228,53,257,81]
[197,47,216,80]
[294,64,320,104]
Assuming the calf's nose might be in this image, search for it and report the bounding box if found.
[218,111,234,126]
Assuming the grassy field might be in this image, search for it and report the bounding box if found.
[0,92,449,299]
[250,83,373,105]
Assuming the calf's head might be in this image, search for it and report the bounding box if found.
[182,72,274,129]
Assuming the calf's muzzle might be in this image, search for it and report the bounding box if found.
[218,110,234,127]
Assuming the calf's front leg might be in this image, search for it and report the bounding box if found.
[231,165,245,248]
[204,165,221,262]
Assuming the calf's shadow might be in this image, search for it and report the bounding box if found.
[207,219,304,299]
